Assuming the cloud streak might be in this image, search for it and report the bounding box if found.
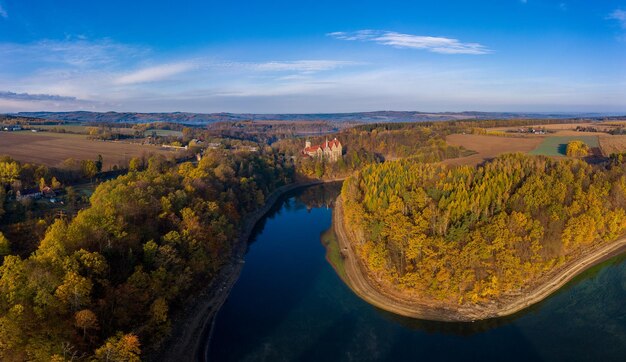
[252,60,358,73]
[112,59,357,85]
[608,9,626,29]
[328,30,491,54]
[0,5,6,18]
[0,39,147,69]
[114,62,198,85]
[0,91,77,102]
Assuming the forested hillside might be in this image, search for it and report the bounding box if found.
[341,153,626,304]
[274,123,471,179]
[0,149,292,360]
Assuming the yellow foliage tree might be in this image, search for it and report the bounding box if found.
[566,140,589,157]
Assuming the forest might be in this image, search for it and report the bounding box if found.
[341,153,626,304]
[273,123,472,179]
[0,148,292,360]
[0,117,598,359]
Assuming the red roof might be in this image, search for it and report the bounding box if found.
[327,138,340,149]
[304,138,341,153]
[304,145,322,153]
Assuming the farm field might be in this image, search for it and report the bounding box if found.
[30,125,183,137]
[599,135,626,156]
[32,124,90,133]
[492,122,622,134]
[529,135,599,156]
[0,131,182,168]
[443,134,543,166]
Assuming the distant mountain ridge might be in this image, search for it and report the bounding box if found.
[11,111,621,125]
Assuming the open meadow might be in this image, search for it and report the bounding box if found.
[0,131,182,169]
[529,135,600,156]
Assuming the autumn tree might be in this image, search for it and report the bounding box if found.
[94,333,141,362]
[75,309,99,338]
[566,140,589,157]
[51,177,61,189]
[0,233,9,257]
[128,157,142,172]
[0,161,20,185]
[81,160,99,179]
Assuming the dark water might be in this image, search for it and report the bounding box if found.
[208,184,626,361]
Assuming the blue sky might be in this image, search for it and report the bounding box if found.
[0,0,625,113]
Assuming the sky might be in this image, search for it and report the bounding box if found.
[0,0,625,113]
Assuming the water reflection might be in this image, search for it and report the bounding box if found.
[209,183,626,362]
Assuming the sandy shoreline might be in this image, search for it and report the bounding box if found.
[333,196,626,322]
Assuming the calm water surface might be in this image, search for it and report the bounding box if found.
[209,184,626,361]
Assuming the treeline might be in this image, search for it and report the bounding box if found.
[341,153,626,304]
[205,120,347,144]
[0,149,293,360]
[0,154,113,194]
[274,124,470,179]
[351,118,580,133]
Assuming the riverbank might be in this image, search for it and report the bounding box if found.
[333,196,626,322]
[157,178,344,362]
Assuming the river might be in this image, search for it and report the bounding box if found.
[208,183,626,361]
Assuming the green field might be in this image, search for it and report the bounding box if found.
[144,129,183,137]
[529,136,599,156]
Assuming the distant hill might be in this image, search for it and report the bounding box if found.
[11,111,621,125]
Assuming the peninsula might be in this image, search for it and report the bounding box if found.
[335,153,626,321]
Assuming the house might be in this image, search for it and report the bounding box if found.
[303,138,343,162]
[41,186,57,198]
[16,189,42,201]
[2,125,22,131]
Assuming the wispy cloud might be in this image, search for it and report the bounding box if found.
[0,91,76,102]
[112,59,356,85]
[0,37,364,109]
[328,30,491,54]
[114,62,198,85]
[252,60,359,73]
[0,5,7,18]
[0,39,147,69]
[608,9,626,28]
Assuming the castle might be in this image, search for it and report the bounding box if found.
[303,138,343,162]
